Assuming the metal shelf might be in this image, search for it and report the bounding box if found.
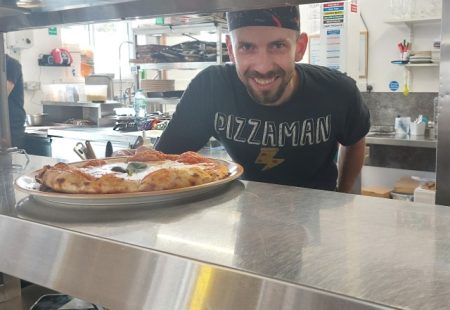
[384,16,441,26]
[133,22,227,36]
[41,100,121,108]
[147,97,179,105]
[133,61,218,70]
[405,63,440,67]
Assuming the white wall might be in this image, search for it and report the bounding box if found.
[9,0,443,117]
[301,0,441,93]
[7,27,81,115]
[360,0,440,92]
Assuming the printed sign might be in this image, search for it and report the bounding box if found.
[323,2,345,25]
[389,81,400,91]
[48,27,57,36]
[325,28,342,70]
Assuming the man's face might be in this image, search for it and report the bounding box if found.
[226,26,308,106]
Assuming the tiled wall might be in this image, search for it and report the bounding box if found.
[362,92,438,172]
[361,92,438,128]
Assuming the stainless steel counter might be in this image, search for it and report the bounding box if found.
[41,100,121,108]
[366,133,437,148]
[1,153,450,309]
[47,127,143,144]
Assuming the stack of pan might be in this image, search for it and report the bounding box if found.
[135,41,229,63]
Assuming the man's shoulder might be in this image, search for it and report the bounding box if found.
[6,54,22,83]
[297,63,355,84]
[198,63,236,77]
[6,55,21,69]
[297,63,359,98]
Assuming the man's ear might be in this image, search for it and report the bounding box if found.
[225,35,236,63]
[294,33,309,62]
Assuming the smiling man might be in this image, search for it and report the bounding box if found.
[156,6,370,192]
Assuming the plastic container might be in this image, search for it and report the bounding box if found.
[391,191,414,201]
[134,89,148,118]
[410,122,426,136]
[85,84,107,102]
[414,187,436,204]
[394,116,411,135]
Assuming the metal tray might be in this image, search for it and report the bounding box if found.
[15,158,243,209]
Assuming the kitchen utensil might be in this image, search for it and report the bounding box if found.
[73,142,87,160]
[26,113,48,126]
[85,141,97,159]
[105,141,113,158]
[113,121,138,131]
[410,122,426,136]
[403,69,409,96]
[131,136,144,149]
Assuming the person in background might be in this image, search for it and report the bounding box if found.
[155,5,370,193]
[5,54,25,148]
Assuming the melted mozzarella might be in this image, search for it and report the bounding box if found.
[79,161,212,181]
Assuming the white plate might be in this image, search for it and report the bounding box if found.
[15,159,243,209]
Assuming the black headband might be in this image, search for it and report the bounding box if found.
[227,6,300,32]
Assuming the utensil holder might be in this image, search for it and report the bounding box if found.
[410,122,426,136]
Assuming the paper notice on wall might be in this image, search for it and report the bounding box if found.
[322,2,345,25]
[325,28,343,71]
[309,37,321,65]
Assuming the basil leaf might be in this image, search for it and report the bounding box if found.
[126,162,148,176]
[111,166,127,173]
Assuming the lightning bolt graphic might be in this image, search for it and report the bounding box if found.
[255,147,285,171]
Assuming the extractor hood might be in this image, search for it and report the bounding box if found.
[0,0,329,32]
[0,0,28,17]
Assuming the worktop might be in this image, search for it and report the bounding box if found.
[29,126,439,149]
[0,153,449,309]
[366,133,437,148]
[47,127,157,144]
[25,126,162,143]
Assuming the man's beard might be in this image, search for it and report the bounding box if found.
[243,68,294,106]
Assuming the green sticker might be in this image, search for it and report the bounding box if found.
[48,27,57,36]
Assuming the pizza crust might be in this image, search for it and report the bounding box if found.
[36,149,230,194]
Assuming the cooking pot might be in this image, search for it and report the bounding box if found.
[26,113,47,126]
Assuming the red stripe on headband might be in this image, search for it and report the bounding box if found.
[272,15,282,27]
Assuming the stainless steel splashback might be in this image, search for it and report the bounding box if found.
[436,0,450,205]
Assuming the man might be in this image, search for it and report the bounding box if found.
[156,6,370,192]
[5,54,26,148]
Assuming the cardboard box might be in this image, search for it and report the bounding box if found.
[362,186,392,198]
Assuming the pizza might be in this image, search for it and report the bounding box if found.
[35,147,231,194]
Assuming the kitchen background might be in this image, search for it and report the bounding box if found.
[9,0,441,120]
[4,0,442,201]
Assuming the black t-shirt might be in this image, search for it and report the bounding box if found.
[7,55,25,130]
[156,63,370,190]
